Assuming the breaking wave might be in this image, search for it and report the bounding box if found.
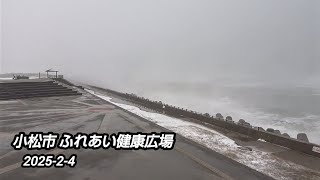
[132,83,320,144]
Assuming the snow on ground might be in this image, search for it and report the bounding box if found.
[258,139,267,142]
[0,78,13,80]
[86,89,320,180]
[29,76,39,79]
[0,101,19,104]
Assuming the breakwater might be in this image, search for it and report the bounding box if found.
[89,85,320,158]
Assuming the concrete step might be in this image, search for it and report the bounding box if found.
[0,86,69,92]
[0,92,81,100]
[0,92,79,98]
[0,81,82,100]
[0,88,73,94]
[0,87,65,91]
[0,90,80,96]
[0,82,55,86]
[0,83,62,89]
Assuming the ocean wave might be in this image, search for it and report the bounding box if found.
[141,91,320,144]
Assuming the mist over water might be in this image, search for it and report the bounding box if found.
[94,81,320,144]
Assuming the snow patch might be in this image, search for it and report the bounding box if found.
[0,77,13,80]
[258,139,267,142]
[0,100,19,104]
[29,76,39,79]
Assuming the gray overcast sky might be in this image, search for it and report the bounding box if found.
[0,0,319,90]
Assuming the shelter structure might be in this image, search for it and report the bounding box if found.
[45,69,59,78]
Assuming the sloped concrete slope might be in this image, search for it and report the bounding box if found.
[0,80,81,100]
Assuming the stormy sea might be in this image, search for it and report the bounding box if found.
[121,81,320,145]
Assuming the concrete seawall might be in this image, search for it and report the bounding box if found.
[89,85,320,158]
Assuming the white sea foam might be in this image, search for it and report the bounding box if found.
[142,91,320,145]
